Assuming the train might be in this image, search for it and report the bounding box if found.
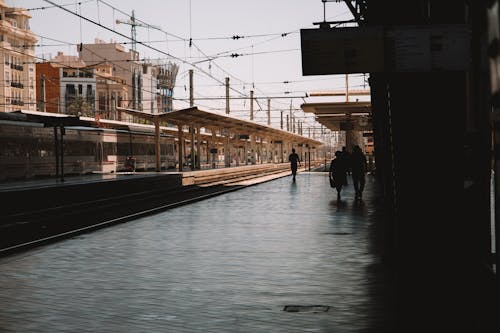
[0,118,177,181]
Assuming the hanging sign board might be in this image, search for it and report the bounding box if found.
[300,26,385,75]
[388,24,471,72]
[300,24,470,75]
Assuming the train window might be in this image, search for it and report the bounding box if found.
[117,142,131,156]
[103,142,116,156]
[166,143,174,155]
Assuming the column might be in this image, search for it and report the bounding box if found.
[196,127,202,169]
[211,129,217,169]
[154,117,161,171]
[177,125,183,172]
[190,127,195,170]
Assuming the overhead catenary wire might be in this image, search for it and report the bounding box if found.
[41,0,264,114]
[14,1,357,134]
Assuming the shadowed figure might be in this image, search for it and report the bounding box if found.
[329,150,348,201]
[351,145,367,200]
[340,146,351,185]
[288,148,301,182]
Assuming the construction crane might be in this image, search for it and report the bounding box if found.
[116,10,161,52]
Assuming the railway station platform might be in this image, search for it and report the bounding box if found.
[0,162,305,192]
[0,172,392,332]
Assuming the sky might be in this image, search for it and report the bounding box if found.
[8,0,369,134]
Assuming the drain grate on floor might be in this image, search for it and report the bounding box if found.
[323,232,351,235]
[283,305,330,313]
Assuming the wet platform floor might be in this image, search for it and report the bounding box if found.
[0,173,391,332]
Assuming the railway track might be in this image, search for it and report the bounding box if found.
[0,168,292,256]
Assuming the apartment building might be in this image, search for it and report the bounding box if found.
[79,39,143,112]
[94,62,128,120]
[79,39,178,114]
[36,52,96,115]
[0,0,37,112]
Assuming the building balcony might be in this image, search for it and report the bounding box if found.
[0,40,11,50]
[0,20,13,30]
[10,82,24,88]
[10,63,24,71]
[11,99,24,106]
[62,71,94,78]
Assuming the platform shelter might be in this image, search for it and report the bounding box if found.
[117,106,323,172]
[301,101,371,151]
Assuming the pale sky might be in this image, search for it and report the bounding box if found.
[8,0,368,133]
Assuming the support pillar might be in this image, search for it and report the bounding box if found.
[190,127,195,170]
[211,129,217,169]
[280,142,284,163]
[245,139,248,165]
[345,129,363,152]
[260,139,264,164]
[250,135,256,165]
[54,127,59,178]
[60,126,65,182]
[154,118,161,172]
[235,135,240,167]
[224,129,231,167]
[177,125,184,172]
[269,138,274,163]
[196,127,202,169]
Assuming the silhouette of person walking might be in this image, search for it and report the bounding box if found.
[351,145,367,200]
[340,146,351,185]
[288,148,301,182]
[329,150,348,200]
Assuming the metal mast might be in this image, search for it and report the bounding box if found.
[116,10,161,52]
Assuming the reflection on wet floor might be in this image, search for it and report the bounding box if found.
[0,172,390,332]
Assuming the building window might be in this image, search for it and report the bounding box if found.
[86,85,93,104]
[66,84,75,95]
[98,93,106,111]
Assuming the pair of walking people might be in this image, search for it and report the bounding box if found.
[329,145,367,201]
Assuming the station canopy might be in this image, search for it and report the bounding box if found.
[118,106,323,147]
[4,110,92,127]
[301,102,372,132]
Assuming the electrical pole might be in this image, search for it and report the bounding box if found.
[116,10,161,53]
[225,77,230,114]
[267,98,271,126]
[250,90,254,120]
[40,74,46,112]
[345,74,349,102]
[189,69,194,107]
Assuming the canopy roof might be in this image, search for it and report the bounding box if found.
[301,102,372,131]
[5,110,92,127]
[117,106,323,147]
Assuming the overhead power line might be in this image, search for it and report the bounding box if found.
[42,0,252,102]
